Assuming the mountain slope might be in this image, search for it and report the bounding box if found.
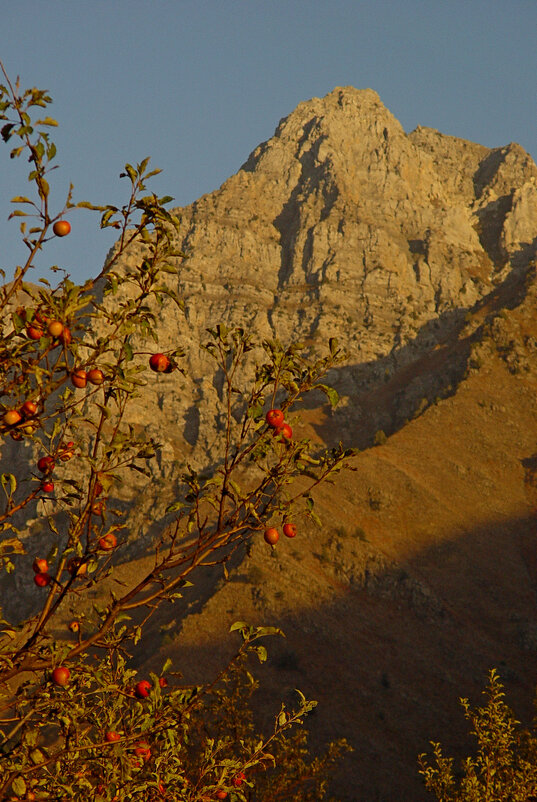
[141,274,537,800]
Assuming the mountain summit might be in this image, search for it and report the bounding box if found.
[172,86,537,360]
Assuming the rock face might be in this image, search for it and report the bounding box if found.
[112,86,537,469]
[6,85,537,573]
[172,86,536,350]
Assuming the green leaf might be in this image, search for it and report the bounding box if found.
[229,621,248,633]
[36,116,58,126]
[256,626,285,638]
[11,777,26,796]
[252,645,267,663]
[0,473,16,496]
[1,122,15,141]
[38,178,50,199]
[161,657,172,674]
[317,383,339,408]
[10,195,33,204]
[124,163,137,183]
[77,200,106,210]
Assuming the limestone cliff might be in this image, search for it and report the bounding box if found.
[112,86,537,477]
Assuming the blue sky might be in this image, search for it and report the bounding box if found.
[2,0,536,284]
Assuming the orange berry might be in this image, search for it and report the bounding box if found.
[47,320,64,338]
[264,527,279,546]
[71,369,87,389]
[53,220,71,237]
[87,368,104,385]
[3,410,22,426]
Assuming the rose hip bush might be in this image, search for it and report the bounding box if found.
[0,65,352,799]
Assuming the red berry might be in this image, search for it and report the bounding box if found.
[98,532,116,550]
[216,792,228,800]
[68,620,80,633]
[32,557,49,574]
[105,730,121,742]
[264,527,279,546]
[59,326,72,345]
[51,666,70,686]
[283,522,297,538]
[34,572,51,587]
[265,408,284,428]
[274,422,293,441]
[37,455,55,473]
[53,220,71,237]
[134,679,151,698]
[41,481,54,493]
[232,772,246,787]
[26,324,44,340]
[159,676,168,688]
[21,400,38,417]
[134,741,151,761]
[149,353,171,373]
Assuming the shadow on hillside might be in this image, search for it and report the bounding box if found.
[132,510,537,802]
[299,261,535,450]
[2,260,534,626]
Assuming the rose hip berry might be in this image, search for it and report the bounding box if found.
[265,408,284,428]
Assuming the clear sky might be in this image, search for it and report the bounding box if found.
[2,0,536,284]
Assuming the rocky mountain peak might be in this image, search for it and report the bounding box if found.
[94,86,537,479]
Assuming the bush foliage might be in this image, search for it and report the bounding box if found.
[0,64,352,800]
[419,669,537,802]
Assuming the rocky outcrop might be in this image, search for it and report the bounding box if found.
[109,86,537,474]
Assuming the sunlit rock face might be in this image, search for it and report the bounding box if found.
[108,86,537,470]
